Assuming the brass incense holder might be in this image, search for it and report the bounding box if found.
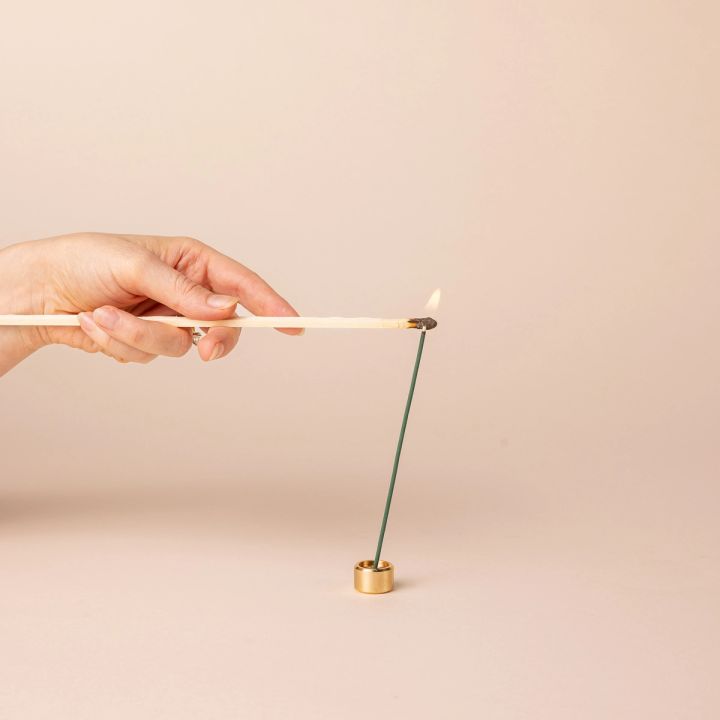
[354,560,394,594]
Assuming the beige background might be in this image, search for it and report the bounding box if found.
[1,2,719,718]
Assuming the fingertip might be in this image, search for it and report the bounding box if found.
[77,312,113,349]
[270,302,302,336]
[93,305,119,330]
[198,327,238,361]
[209,343,224,361]
[78,311,96,333]
[199,343,224,362]
[197,336,216,362]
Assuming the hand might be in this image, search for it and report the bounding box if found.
[0,232,300,374]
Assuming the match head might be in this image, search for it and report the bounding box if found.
[410,317,438,331]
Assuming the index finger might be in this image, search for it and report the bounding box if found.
[202,246,302,335]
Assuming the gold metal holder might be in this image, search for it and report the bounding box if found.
[354,560,394,594]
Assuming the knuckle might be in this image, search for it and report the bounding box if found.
[125,246,154,275]
[82,342,101,355]
[174,236,205,262]
[173,272,198,299]
[175,235,201,247]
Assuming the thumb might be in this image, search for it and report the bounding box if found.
[125,251,238,319]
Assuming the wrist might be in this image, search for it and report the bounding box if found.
[0,242,50,367]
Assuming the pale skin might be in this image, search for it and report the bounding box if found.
[0,233,301,377]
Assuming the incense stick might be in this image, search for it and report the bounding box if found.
[372,329,427,570]
[0,315,437,330]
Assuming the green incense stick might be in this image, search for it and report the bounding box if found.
[372,330,427,569]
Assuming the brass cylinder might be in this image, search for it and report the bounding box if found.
[354,560,394,594]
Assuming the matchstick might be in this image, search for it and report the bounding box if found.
[0,315,437,330]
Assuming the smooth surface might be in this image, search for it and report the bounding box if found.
[1,2,720,719]
[354,560,394,594]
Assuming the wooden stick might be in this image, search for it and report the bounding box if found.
[0,315,417,329]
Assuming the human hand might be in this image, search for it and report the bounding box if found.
[0,232,300,372]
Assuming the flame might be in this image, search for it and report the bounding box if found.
[425,288,442,312]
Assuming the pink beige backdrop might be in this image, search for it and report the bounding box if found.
[1,2,719,718]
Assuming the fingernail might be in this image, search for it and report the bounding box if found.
[207,294,237,309]
[297,328,305,336]
[93,307,117,330]
[209,343,224,361]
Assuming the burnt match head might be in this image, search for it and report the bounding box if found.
[410,317,438,331]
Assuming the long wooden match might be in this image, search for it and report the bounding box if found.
[0,315,438,330]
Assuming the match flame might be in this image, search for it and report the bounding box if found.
[425,288,442,312]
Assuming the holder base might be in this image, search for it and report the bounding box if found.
[354,560,394,594]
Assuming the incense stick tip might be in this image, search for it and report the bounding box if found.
[410,317,437,331]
